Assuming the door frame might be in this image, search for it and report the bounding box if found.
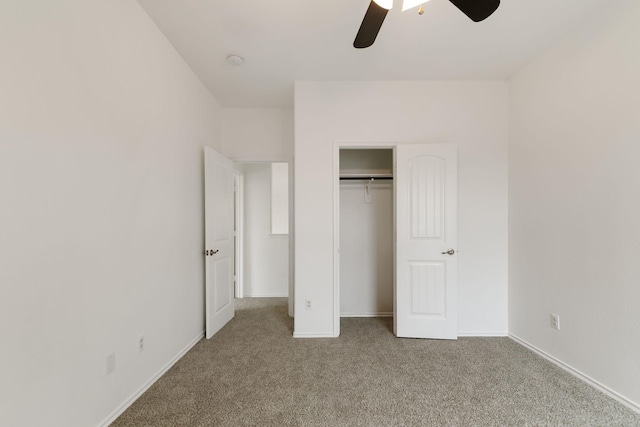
[232,158,294,317]
[233,171,244,298]
[333,142,459,339]
[332,141,396,338]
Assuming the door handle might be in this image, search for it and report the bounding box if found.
[204,249,219,256]
[441,249,455,255]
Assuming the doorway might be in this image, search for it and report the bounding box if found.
[204,151,293,339]
[234,162,291,301]
[339,148,394,318]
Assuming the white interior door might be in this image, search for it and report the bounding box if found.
[204,147,235,339]
[395,144,458,339]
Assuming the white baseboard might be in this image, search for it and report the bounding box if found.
[99,332,204,426]
[509,333,640,414]
[458,331,508,337]
[293,332,335,338]
[242,293,288,298]
[340,312,393,318]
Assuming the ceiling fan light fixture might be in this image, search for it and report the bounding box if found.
[402,0,429,12]
[373,0,393,10]
[354,0,500,49]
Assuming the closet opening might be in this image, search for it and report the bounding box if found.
[334,143,459,339]
[337,148,394,330]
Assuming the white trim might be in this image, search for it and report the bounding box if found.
[458,331,508,337]
[243,293,289,298]
[341,312,394,318]
[510,334,640,414]
[288,158,295,318]
[332,143,340,338]
[99,332,204,426]
[231,156,291,163]
[293,332,336,338]
[234,172,244,299]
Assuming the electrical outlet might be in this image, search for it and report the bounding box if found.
[550,314,560,330]
[138,335,145,353]
[305,299,312,310]
[106,351,116,375]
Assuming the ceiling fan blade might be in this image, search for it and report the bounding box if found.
[449,0,500,22]
[354,1,389,49]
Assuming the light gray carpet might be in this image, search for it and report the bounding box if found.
[113,298,640,426]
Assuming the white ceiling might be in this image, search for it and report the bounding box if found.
[137,0,610,107]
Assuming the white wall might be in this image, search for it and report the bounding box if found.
[294,81,509,337]
[509,0,640,409]
[242,164,289,297]
[221,108,294,161]
[222,107,295,313]
[270,162,290,235]
[340,182,393,316]
[0,1,223,426]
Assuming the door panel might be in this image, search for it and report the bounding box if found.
[204,147,235,339]
[214,257,232,312]
[409,156,444,239]
[410,261,445,317]
[395,144,457,339]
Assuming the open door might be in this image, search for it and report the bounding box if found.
[204,147,235,339]
[395,144,458,339]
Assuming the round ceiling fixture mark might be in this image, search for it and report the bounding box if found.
[226,55,244,66]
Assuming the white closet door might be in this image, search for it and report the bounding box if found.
[395,144,458,339]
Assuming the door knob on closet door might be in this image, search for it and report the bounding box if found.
[441,249,455,255]
[210,249,219,255]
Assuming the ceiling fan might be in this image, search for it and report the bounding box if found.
[354,0,500,48]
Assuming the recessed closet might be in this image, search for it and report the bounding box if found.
[339,148,394,317]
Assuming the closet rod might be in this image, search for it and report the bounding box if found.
[339,176,393,181]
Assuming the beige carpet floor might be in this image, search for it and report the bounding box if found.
[113,298,640,426]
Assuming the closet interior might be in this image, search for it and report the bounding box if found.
[339,148,394,317]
